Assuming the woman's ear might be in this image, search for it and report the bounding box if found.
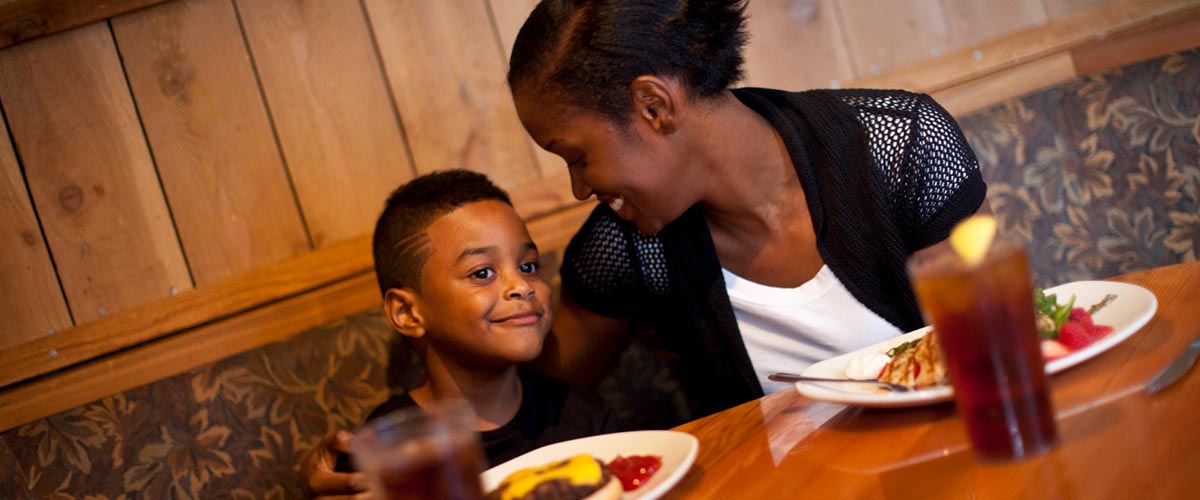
[383,288,425,339]
[630,75,678,134]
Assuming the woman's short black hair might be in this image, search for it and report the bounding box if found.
[508,0,749,123]
[372,169,512,296]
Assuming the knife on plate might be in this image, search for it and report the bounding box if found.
[1145,335,1200,394]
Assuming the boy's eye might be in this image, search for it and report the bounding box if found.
[470,268,495,280]
[520,261,539,274]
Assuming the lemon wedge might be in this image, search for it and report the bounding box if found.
[949,214,997,266]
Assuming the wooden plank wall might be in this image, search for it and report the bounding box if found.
[0,0,1197,430]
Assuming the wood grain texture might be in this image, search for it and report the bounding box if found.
[0,104,72,350]
[1044,0,1113,18]
[933,52,1076,116]
[0,0,169,49]
[111,0,310,285]
[0,21,191,325]
[0,234,372,389]
[743,0,854,90]
[940,0,1047,47]
[485,0,567,181]
[1071,3,1200,75]
[851,0,1198,93]
[670,262,1200,499]
[836,0,953,78]
[236,0,415,248]
[0,272,381,432]
[362,0,540,188]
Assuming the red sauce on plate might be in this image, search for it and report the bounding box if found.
[608,455,662,491]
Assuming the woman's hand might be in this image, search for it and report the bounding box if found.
[301,430,371,499]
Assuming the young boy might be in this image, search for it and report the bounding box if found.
[320,170,620,484]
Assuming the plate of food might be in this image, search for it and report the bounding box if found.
[795,280,1157,408]
[479,430,698,500]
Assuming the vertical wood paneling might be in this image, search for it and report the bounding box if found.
[743,0,854,90]
[236,0,414,248]
[0,22,191,324]
[111,0,310,285]
[363,0,540,189]
[486,0,564,179]
[837,0,953,78]
[941,0,1047,47]
[0,109,72,349]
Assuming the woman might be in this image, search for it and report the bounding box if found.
[509,0,986,415]
[304,0,987,496]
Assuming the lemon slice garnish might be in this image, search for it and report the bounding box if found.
[949,214,997,266]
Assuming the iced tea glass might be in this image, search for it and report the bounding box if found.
[351,400,485,500]
[908,239,1057,460]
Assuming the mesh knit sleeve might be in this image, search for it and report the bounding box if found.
[837,90,987,250]
[558,205,669,319]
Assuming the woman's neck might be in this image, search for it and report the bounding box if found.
[693,91,823,286]
[692,91,801,232]
[407,349,522,432]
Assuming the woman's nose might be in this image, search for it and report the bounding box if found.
[568,169,593,201]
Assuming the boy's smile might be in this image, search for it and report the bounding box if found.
[404,200,552,370]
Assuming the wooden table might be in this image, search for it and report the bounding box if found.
[668,262,1200,499]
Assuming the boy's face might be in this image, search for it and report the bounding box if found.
[400,200,552,370]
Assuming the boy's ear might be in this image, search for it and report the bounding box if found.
[629,75,677,134]
[383,288,425,339]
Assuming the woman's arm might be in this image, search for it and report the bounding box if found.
[530,290,632,388]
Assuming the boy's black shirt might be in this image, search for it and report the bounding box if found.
[335,369,622,471]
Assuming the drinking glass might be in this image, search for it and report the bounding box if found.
[351,400,486,500]
[908,238,1057,460]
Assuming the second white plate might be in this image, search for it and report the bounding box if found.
[795,280,1158,408]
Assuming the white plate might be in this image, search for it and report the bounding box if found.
[795,280,1158,408]
[479,430,699,499]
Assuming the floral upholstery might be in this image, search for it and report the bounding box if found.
[3,48,1197,499]
[961,49,1199,287]
[1,312,394,500]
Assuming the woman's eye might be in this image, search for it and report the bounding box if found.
[470,268,495,280]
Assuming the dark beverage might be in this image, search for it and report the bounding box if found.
[371,437,485,500]
[353,401,487,500]
[911,241,1057,459]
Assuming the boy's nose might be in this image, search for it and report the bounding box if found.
[568,169,593,201]
[505,277,535,299]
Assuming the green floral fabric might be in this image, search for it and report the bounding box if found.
[2,48,1197,499]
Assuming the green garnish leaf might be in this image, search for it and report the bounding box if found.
[887,339,921,357]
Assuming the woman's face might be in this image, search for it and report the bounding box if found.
[514,91,696,235]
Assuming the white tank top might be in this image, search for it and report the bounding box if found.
[722,265,903,394]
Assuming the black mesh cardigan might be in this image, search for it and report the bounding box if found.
[559,88,988,419]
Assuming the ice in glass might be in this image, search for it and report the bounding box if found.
[908,216,1057,459]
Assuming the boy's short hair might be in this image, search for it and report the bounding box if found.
[372,169,513,296]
